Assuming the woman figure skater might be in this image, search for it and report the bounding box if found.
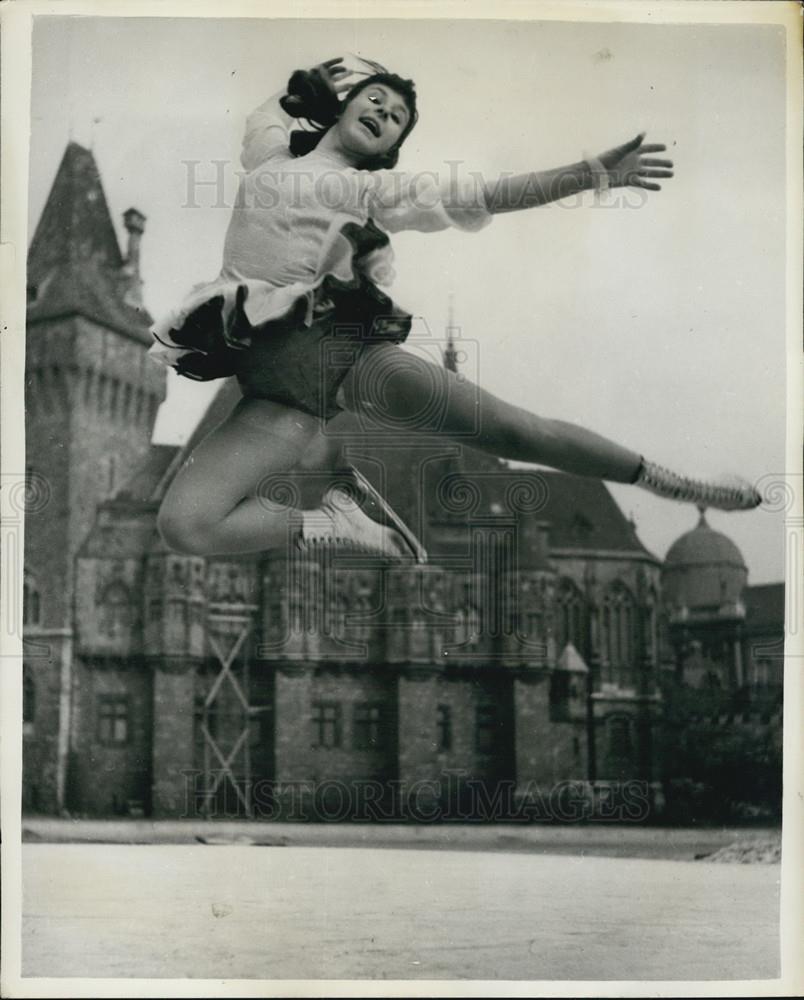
[151,56,760,561]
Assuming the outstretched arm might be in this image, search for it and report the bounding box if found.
[482,133,674,213]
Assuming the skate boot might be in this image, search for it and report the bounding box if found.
[331,464,428,564]
[634,458,762,511]
[297,473,424,561]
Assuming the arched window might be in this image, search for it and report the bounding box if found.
[555,579,587,655]
[23,573,42,627]
[607,714,635,778]
[98,582,132,640]
[109,378,120,418]
[600,583,638,687]
[23,665,35,727]
[122,382,132,419]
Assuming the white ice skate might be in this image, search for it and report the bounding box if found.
[297,466,427,562]
[635,459,762,511]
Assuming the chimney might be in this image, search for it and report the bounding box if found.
[121,207,146,307]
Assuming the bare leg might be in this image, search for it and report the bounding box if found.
[340,344,642,483]
[157,398,321,556]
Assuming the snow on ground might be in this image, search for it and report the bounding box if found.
[22,844,780,981]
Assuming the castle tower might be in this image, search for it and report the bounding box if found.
[23,140,166,812]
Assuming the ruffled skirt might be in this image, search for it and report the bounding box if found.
[148,219,412,420]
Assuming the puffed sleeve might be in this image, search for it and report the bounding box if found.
[363,169,492,234]
[241,90,294,172]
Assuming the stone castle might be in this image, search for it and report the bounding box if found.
[21,141,784,821]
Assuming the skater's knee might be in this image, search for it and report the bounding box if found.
[157,503,216,556]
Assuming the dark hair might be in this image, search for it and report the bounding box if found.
[287,72,418,170]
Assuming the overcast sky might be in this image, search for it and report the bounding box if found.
[27,13,790,583]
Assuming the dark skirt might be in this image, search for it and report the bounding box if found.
[234,286,412,420]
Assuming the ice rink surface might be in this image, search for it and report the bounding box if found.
[21,843,780,981]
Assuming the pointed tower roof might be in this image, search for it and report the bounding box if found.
[556,642,589,673]
[27,141,153,342]
[29,142,123,277]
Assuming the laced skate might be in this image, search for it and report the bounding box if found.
[635,459,762,511]
[297,472,424,561]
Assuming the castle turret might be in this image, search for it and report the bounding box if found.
[23,141,166,813]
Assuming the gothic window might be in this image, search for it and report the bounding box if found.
[436,704,452,751]
[476,703,497,754]
[98,374,108,413]
[98,582,131,640]
[555,580,587,654]
[109,378,120,418]
[134,387,143,422]
[311,702,341,749]
[23,665,36,727]
[122,382,132,419]
[97,695,130,745]
[600,584,638,686]
[353,703,384,750]
[23,573,42,627]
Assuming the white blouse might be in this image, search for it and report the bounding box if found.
[149,91,491,368]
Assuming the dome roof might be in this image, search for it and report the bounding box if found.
[665,511,746,570]
[662,509,747,617]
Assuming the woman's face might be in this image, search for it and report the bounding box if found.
[335,84,411,160]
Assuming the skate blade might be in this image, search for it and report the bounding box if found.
[336,465,428,565]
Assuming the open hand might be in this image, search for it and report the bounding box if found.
[596,133,674,190]
[281,57,354,123]
[312,57,354,97]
